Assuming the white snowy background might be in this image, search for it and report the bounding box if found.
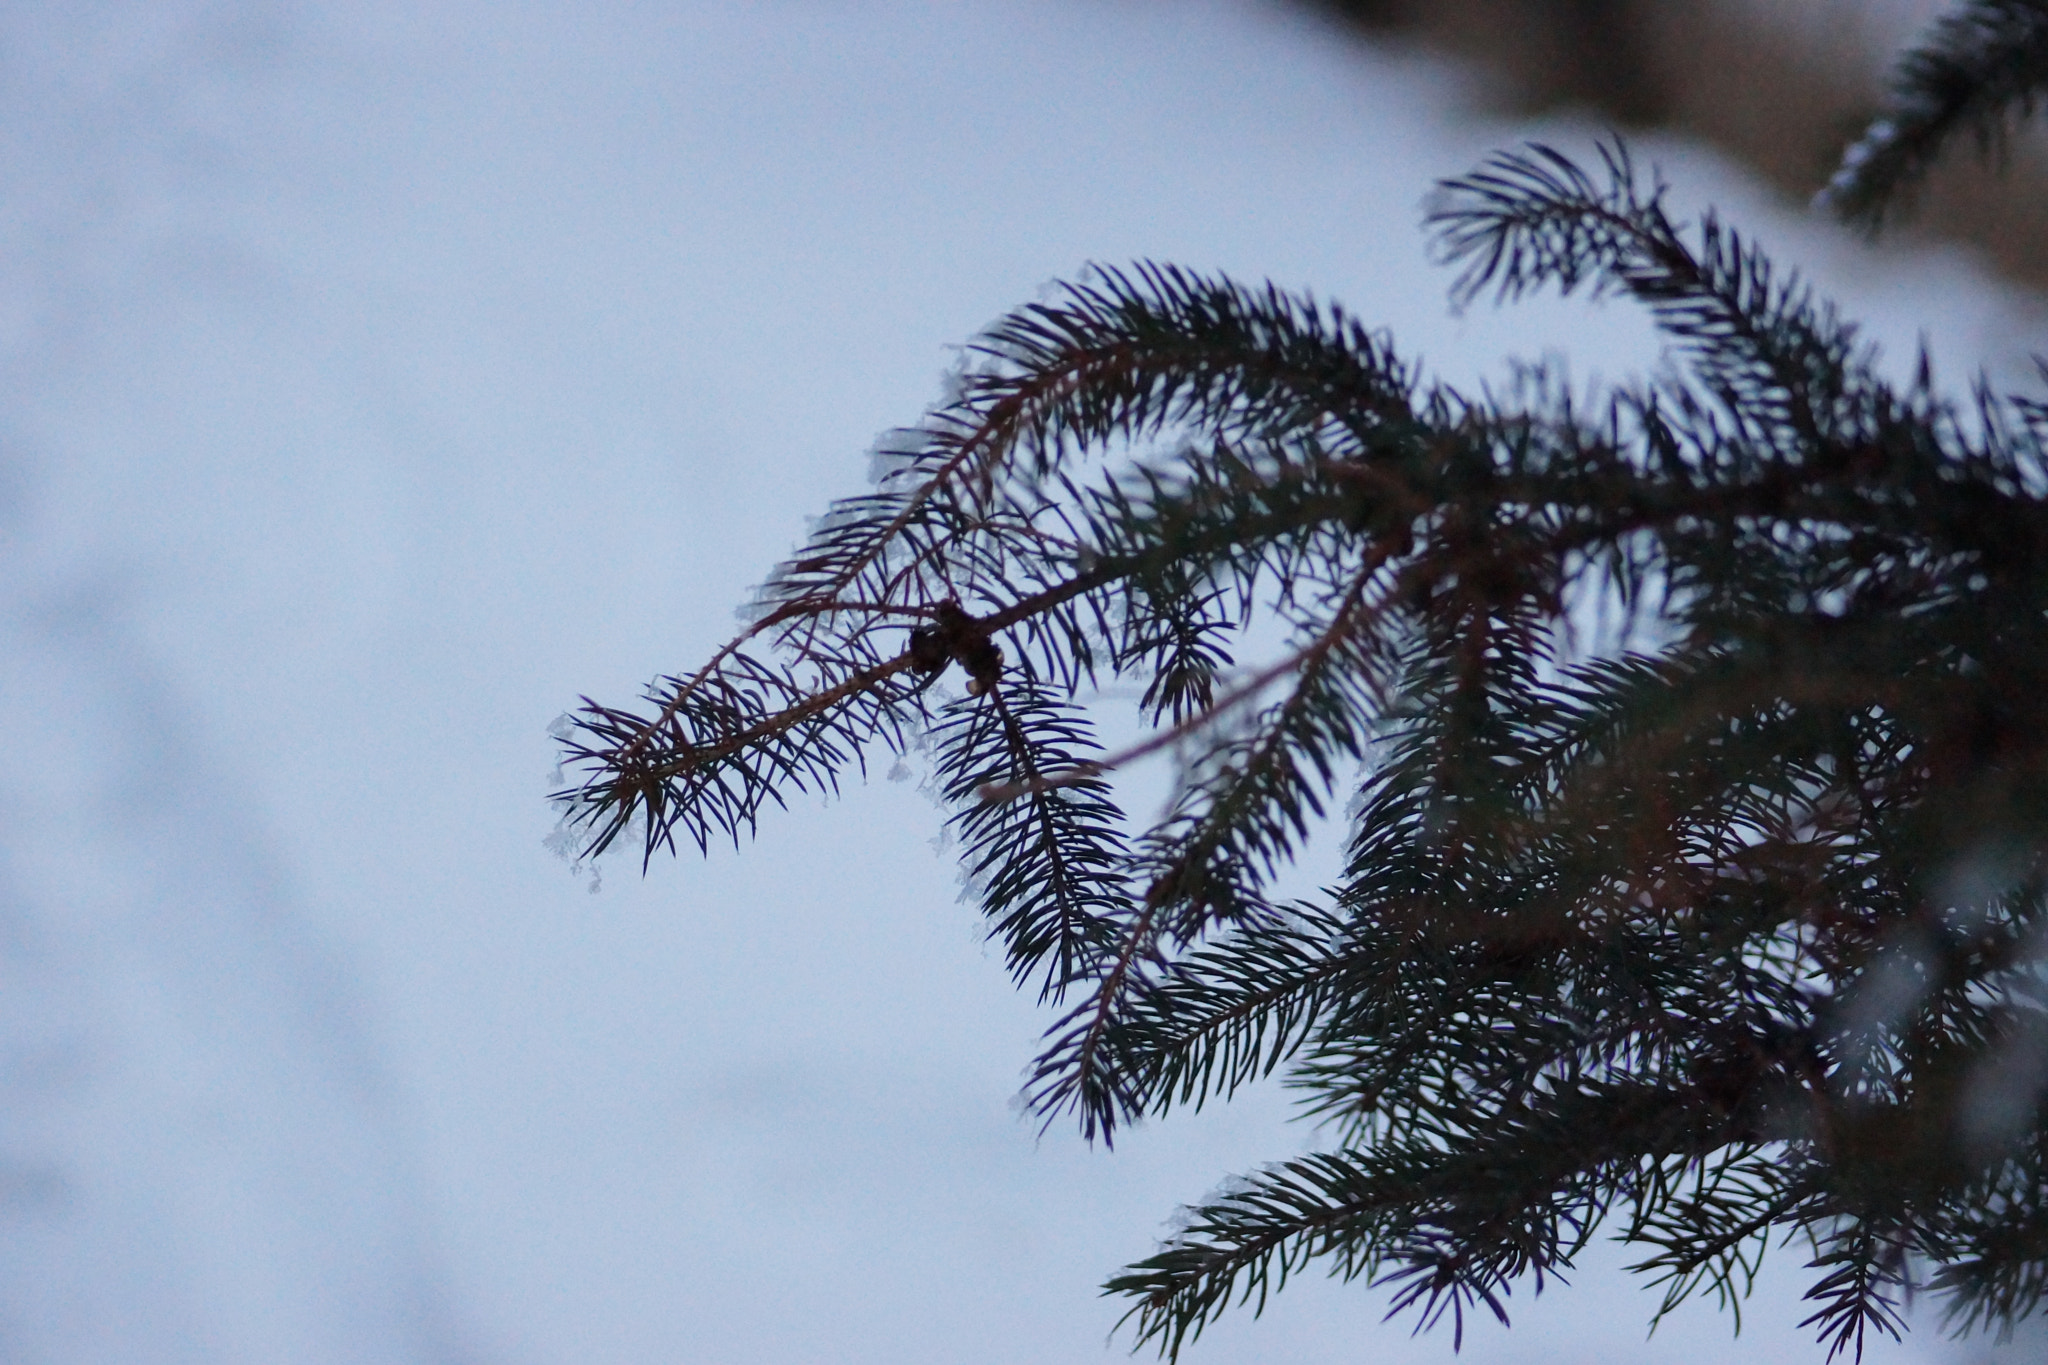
[4,1,2047,1361]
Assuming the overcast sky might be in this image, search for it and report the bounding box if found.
[3,2,2046,1362]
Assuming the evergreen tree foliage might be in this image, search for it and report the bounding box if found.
[1824,0,2048,230]
[556,6,2048,1357]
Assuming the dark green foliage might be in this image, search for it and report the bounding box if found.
[1824,0,2048,230]
[556,11,2048,1355]
[928,677,1128,1000]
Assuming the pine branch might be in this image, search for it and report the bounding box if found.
[1025,550,1402,1141]
[1430,141,1879,455]
[931,676,1130,1001]
[557,133,2048,1357]
[1821,0,2048,231]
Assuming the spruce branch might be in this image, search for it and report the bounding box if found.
[1821,0,2048,231]
[558,133,2048,1358]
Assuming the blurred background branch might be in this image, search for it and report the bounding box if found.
[1310,0,2048,287]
